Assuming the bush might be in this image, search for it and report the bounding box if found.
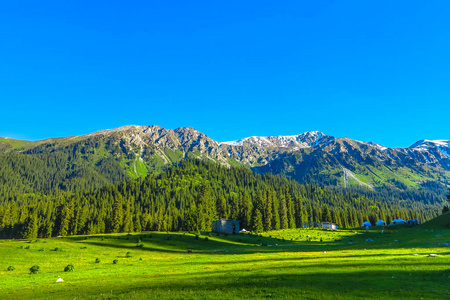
[195,235,199,240]
[126,252,132,258]
[29,265,40,274]
[54,247,60,251]
[204,237,209,241]
[95,258,101,263]
[64,264,74,272]
[113,259,118,264]
[136,243,144,248]
[25,245,30,249]
[7,266,15,271]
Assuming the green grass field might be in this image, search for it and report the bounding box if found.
[1,218,449,299]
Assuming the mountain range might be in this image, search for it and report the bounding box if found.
[1,125,449,198]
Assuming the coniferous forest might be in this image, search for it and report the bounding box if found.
[0,159,440,239]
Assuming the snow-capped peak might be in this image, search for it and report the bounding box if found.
[221,131,331,148]
[409,139,450,150]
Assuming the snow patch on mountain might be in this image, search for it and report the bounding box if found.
[221,131,330,149]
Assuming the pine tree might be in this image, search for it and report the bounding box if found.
[324,205,332,222]
[253,209,264,233]
[240,191,253,230]
[264,190,273,231]
[271,189,280,230]
[217,195,228,219]
[23,214,38,239]
[286,188,295,228]
[123,199,134,233]
[279,190,288,229]
[111,195,123,233]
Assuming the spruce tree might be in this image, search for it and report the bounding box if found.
[264,190,273,231]
[111,196,124,233]
[217,195,228,219]
[253,209,264,233]
[279,190,288,229]
[23,214,38,239]
[240,191,253,230]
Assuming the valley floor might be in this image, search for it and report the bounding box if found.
[0,226,449,299]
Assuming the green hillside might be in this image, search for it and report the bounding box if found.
[0,160,440,239]
[419,211,450,229]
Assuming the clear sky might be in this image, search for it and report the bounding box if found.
[1,1,449,148]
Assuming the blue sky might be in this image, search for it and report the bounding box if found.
[1,1,449,148]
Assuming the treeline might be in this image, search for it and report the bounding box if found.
[0,160,439,239]
[0,138,130,199]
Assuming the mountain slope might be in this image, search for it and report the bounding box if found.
[0,125,448,206]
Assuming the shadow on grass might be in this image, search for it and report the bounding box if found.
[88,267,450,300]
[61,228,450,256]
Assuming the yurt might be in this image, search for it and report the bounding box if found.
[407,220,419,225]
[376,220,386,226]
[391,219,407,225]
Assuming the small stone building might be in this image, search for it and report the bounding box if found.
[212,219,240,234]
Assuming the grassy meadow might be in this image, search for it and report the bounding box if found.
[0,220,449,299]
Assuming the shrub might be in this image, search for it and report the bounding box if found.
[195,235,199,240]
[54,247,60,251]
[126,252,132,258]
[113,259,118,264]
[95,258,101,263]
[25,245,30,249]
[136,243,144,248]
[29,265,40,274]
[64,264,74,272]
[7,266,15,271]
[137,238,141,243]
[204,237,209,241]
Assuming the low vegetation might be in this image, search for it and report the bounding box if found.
[0,224,448,299]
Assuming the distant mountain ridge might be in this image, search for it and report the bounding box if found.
[0,125,449,197]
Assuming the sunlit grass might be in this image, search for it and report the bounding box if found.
[0,226,448,299]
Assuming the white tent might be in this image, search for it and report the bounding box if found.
[362,221,372,227]
[376,220,386,226]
